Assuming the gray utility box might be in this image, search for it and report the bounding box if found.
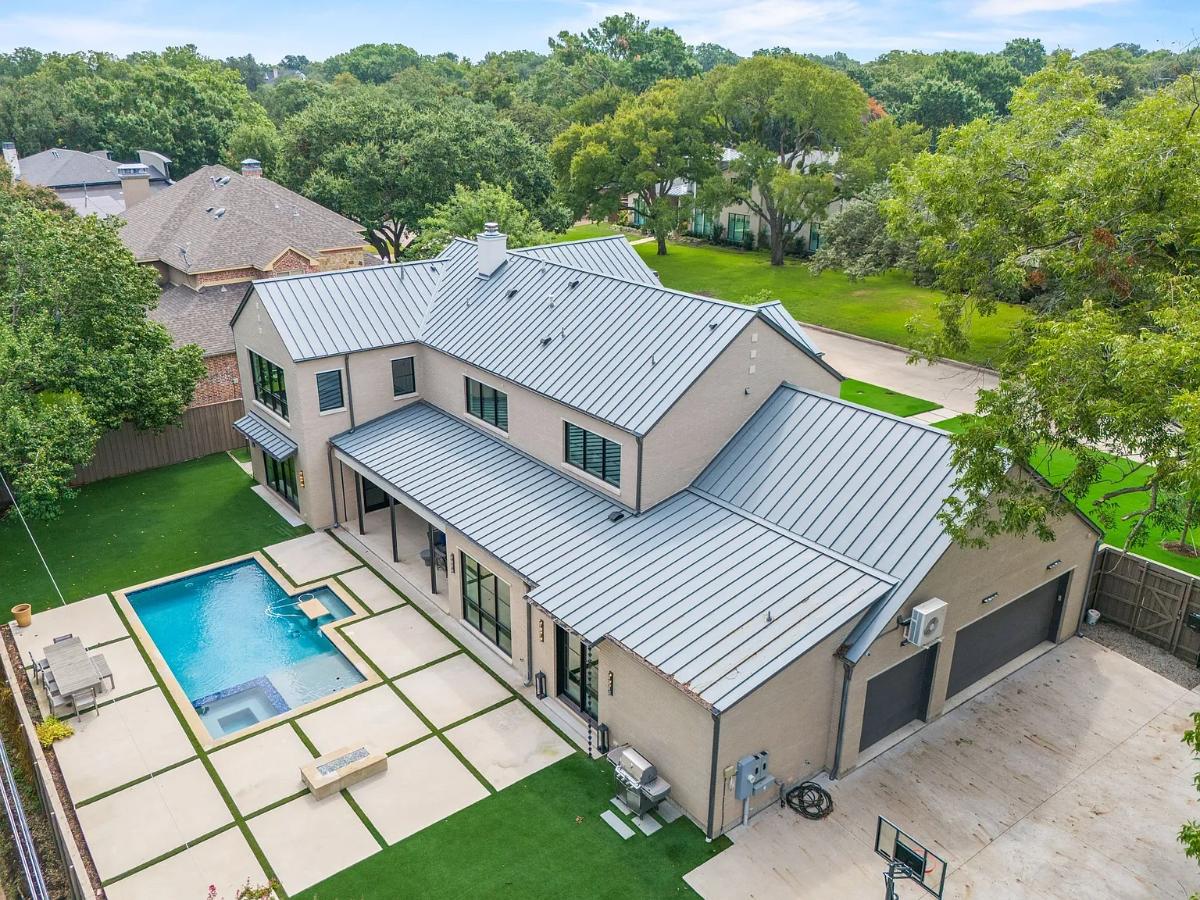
[734,751,773,800]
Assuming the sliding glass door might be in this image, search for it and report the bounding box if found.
[461,552,511,655]
[264,455,298,509]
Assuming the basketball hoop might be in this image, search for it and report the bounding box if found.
[874,816,946,899]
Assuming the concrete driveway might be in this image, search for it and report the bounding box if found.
[806,325,998,415]
[686,639,1199,899]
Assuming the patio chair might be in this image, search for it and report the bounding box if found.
[90,655,115,693]
[51,634,74,644]
[46,684,73,718]
[69,687,99,722]
[27,652,49,685]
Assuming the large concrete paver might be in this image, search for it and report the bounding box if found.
[264,532,359,584]
[685,639,1197,900]
[13,594,127,662]
[55,688,193,802]
[248,792,379,895]
[341,605,456,677]
[338,567,405,614]
[104,826,267,900]
[395,653,511,728]
[446,700,573,790]
[210,724,315,816]
[349,738,488,844]
[76,760,231,882]
[297,684,427,755]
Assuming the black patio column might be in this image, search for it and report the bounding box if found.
[428,523,439,595]
[354,471,365,535]
[389,494,399,563]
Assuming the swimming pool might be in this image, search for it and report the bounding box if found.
[127,559,366,739]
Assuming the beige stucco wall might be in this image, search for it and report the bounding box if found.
[640,321,839,508]
[835,502,1098,774]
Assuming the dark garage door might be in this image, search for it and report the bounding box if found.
[946,573,1069,699]
[859,647,936,752]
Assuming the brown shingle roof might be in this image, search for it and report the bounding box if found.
[150,284,243,356]
[120,165,364,274]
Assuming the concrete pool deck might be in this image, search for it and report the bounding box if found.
[11,534,576,896]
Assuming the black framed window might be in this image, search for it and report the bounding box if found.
[461,552,511,654]
[556,626,599,719]
[264,455,298,509]
[564,422,620,487]
[465,377,508,431]
[391,357,416,396]
[249,350,288,420]
[315,369,344,412]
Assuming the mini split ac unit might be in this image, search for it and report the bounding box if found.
[905,598,947,647]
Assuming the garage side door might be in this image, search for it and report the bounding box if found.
[859,648,936,752]
[946,573,1069,699]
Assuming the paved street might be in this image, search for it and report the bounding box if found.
[806,324,998,415]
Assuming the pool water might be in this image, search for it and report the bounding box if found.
[128,559,365,739]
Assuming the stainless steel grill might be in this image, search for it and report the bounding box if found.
[613,746,671,816]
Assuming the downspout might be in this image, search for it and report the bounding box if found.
[327,445,339,527]
[635,435,644,515]
[830,657,854,780]
[343,353,356,430]
[705,711,721,841]
[1075,538,1103,637]
[524,598,534,687]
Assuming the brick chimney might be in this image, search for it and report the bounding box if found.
[477,222,507,277]
[1,141,18,179]
[117,163,152,209]
[241,158,263,178]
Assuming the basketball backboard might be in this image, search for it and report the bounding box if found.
[874,816,946,898]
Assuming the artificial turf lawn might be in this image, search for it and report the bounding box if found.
[933,417,1200,576]
[0,452,309,613]
[839,379,941,417]
[636,241,1025,367]
[300,753,728,900]
[229,446,252,463]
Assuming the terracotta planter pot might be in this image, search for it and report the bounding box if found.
[11,604,31,628]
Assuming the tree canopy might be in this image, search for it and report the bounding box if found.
[410,182,549,255]
[0,169,204,517]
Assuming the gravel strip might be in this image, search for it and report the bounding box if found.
[1083,620,1200,689]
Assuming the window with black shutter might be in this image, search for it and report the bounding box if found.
[315,370,344,412]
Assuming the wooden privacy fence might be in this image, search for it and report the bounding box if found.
[1088,546,1200,664]
[72,398,245,485]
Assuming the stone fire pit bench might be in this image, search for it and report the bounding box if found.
[301,745,387,799]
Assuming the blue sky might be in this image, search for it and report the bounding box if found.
[0,0,1195,63]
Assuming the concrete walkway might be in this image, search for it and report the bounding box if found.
[806,325,998,415]
[685,638,1198,899]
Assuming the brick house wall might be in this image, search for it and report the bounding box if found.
[191,352,242,407]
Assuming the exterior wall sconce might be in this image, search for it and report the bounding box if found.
[1046,559,1062,570]
[449,554,455,575]
[981,592,999,604]
[538,619,545,643]
[607,671,614,696]
[297,470,305,489]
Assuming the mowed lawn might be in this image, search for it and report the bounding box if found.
[637,241,1025,367]
[935,416,1199,576]
[548,222,628,242]
[302,754,727,900]
[839,379,940,417]
[0,452,308,613]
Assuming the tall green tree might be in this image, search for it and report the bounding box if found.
[705,54,869,265]
[548,14,699,93]
[320,43,421,83]
[409,182,548,256]
[551,80,718,255]
[277,93,556,261]
[0,173,204,518]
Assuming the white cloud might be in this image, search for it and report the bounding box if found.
[0,14,250,55]
[970,0,1124,16]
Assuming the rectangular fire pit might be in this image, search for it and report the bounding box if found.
[301,745,387,799]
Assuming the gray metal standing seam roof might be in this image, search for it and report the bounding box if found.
[233,413,297,460]
[330,400,896,711]
[511,235,661,286]
[246,236,831,436]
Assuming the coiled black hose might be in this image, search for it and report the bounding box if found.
[783,781,833,819]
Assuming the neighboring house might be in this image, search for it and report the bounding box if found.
[120,160,367,407]
[2,142,171,217]
[627,148,844,251]
[230,228,1099,838]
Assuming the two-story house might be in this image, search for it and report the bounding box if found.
[230,228,1099,837]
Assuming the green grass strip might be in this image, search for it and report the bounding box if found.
[74,754,198,808]
[289,719,320,758]
[340,789,388,849]
[100,821,239,887]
